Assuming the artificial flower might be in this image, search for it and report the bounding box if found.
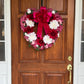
[48,29,58,39]
[52,10,55,14]
[52,13,63,21]
[45,44,48,48]
[27,9,31,14]
[58,33,60,37]
[25,32,37,42]
[49,20,59,29]
[40,46,44,50]
[36,38,44,46]
[57,25,63,32]
[31,41,35,45]
[26,14,34,20]
[43,35,53,44]
[25,19,34,27]
[24,36,29,41]
[20,14,27,31]
[23,27,33,33]
[36,45,39,47]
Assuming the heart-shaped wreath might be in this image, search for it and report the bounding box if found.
[20,7,63,50]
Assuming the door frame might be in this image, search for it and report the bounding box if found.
[73,0,80,83]
[7,0,80,84]
[6,0,11,84]
[74,0,84,84]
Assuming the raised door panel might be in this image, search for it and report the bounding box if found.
[19,0,68,63]
[18,0,40,13]
[20,72,40,84]
[44,19,67,63]
[44,0,68,14]
[20,32,40,62]
[17,0,40,63]
[44,72,67,84]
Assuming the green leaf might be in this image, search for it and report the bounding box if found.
[22,21,25,23]
[24,25,27,27]
[26,12,28,15]
[36,48,39,51]
[28,44,31,47]
[31,10,33,14]
[24,33,25,35]
[55,10,57,13]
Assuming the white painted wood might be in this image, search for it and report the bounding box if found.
[4,0,11,84]
[0,0,11,84]
[0,64,7,75]
[0,19,4,21]
[79,76,84,84]
[81,41,84,43]
[74,0,84,84]
[5,0,11,83]
[0,40,5,42]
[0,75,7,84]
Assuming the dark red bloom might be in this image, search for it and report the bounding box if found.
[26,14,34,20]
[36,38,44,46]
[24,27,33,33]
[48,29,58,39]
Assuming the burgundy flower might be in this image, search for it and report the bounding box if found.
[36,38,44,46]
[48,29,58,39]
[26,14,34,20]
[24,27,33,33]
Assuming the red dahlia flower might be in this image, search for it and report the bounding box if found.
[26,14,34,21]
[23,27,33,33]
[48,29,58,39]
[36,38,44,46]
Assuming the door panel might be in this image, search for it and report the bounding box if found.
[20,72,40,84]
[45,73,67,84]
[44,19,67,63]
[44,0,68,14]
[19,0,40,13]
[11,0,75,84]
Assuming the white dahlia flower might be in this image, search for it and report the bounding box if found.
[25,32,37,42]
[25,19,34,27]
[43,35,53,44]
[52,10,55,14]
[27,9,31,14]
[49,20,59,29]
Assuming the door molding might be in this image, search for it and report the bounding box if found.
[74,0,82,84]
[5,0,11,84]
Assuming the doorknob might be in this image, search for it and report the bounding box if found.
[67,64,72,84]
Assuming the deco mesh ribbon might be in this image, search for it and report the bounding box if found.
[20,7,63,50]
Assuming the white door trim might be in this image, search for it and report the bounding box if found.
[73,0,83,84]
[5,0,11,84]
